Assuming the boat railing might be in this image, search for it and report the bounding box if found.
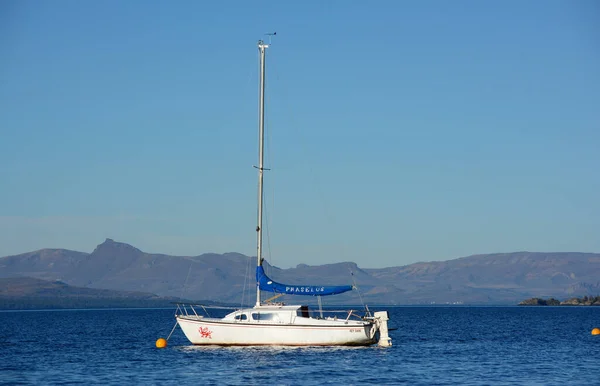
[174,302,372,321]
[297,309,373,322]
[174,303,243,318]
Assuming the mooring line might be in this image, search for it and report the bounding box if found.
[166,321,179,341]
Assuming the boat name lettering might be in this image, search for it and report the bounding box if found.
[285,286,326,293]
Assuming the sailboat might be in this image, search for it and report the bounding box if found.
[175,39,392,347]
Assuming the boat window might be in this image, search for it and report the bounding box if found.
[234,314,247,320]
[298,306,310,318]
[251,313,279,321]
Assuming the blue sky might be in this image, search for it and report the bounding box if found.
[1,1,598,268]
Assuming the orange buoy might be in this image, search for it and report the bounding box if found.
[592,328,600,336]
[156,338,168,348]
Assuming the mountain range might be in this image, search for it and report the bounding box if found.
[1,238,599,305]
[0,276,183,310]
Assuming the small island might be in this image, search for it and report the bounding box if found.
[519,296,600,306]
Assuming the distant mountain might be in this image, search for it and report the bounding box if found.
[364,252,600,304]
[1,239,599,305]
[0,276,185,310]
[0,239,265,304]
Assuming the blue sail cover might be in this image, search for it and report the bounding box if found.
[256,266,354,296]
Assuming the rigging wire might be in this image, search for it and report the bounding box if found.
[238,46,262,309]
[263,41,276,277]
[263,118,275,279]
[241,249,251,308]
[179,260,194,300]
[350,269,371,316]
[265,33,276,270]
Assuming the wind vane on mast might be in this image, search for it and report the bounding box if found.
[265,32,276,45]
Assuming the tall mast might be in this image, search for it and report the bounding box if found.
[256,39,268,307]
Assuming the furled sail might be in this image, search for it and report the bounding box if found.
[256,266,354,296]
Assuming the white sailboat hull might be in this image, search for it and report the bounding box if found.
[176,315,376,346]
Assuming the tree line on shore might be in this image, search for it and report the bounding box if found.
[519,295,600,306]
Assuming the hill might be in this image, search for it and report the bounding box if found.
[1,239,599,305]
[519,296,600,306]
[0,276,185,310]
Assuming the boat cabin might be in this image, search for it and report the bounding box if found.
[224,304,313,324]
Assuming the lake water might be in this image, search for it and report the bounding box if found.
[1,307,599,385]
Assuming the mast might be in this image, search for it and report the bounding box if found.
[255,39,268,307]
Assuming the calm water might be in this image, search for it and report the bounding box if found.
[1,307,599,385]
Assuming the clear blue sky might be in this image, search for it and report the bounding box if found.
[1,1,598,268]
